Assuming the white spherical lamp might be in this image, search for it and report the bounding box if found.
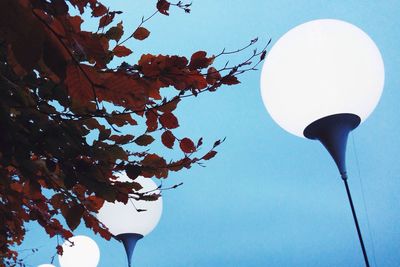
[261,19,384,138]
[97,175,162,267]
[58,235,100,267]
[260,19,384,175]
[260,19,385,267]
[37,264,56,267]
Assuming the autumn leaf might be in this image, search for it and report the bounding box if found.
[180,138,196,153]
[99,13,115,28]
[221,75,240,85]
[126,164,142,180]
[188,51,214,70]
[134,134,155,146]
[0,0,257,262]
[146,111,158,132]
[133,27,150,40]
[56,245,63,255]
[113,45,132,57]
[202,150,217,160]
[65,64,94,103]
[85,196,105,210]
[109,134,135,144]
[65,204,84,231]
[157,0,170,16]
[157,97,181,113]
[206,67,222,85]
[161,130,175,149]
[92,3,108,17]
[106,22,124,42]
[159,112,179,129]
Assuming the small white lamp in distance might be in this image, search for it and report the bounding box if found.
[37,264,56,267]
[58,235,100,267]
[97,175,162,267]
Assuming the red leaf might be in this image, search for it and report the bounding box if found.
[113,45,132,57]
[134,134,155,146]
[161,130,175,149]
[106,113,137,127]
[157,97,181,113]
[180,138,196,153]
[10,182,23,192]
[159,112,179,129]
[206,67,222,85]
[145,111,158,132]
[133,27,150,40]
[85,196,105,211]
[68,15,84,32]
[105,22,124,42]
[221,75,240,85]
[56,245,63,255]
[92,4,108,17]
[141,154,168,178]
[65,64,94,103]
[51,0,69,15]
[157,0,170,16]
[202,150,217,160]
[126,164,142,180]
[99,13,115,28]
[188,51,214,70]
[109,134,134,144]
[66,204,84,231]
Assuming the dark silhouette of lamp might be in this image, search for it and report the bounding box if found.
[260,19,384,267]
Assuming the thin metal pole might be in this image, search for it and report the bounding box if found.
[341,173,370,267]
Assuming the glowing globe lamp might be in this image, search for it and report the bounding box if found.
[261,19,384,174]
[260,19,384,267]
[97,175,162,267]
[37,264,56,267]
[58,235,100,267]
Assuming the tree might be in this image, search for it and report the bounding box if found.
[0,0,267,265]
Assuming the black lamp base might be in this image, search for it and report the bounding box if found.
[116,233,144,267]
[303,113,361,177]
[303,113,370,267]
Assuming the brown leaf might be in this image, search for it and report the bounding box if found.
[85,196,105,211]
[188,51,214,70]
[109,134,134,144]
[56,245,63,255]
[161,130,175,149]
[221,75,240,85]
[157,0,170,16]
[202,150,217,160]
[159,112,179,129]
[113,45,132,57]
[65,64,94,104]
[66,204,84,231]
[134,134,155,146]
[157,97,181,113]
[126,164,142,180]
[133,27,150,41]
[206,67,222,85]
[99,13,115,28]
[180,138,196,153]
[105,22,124,42]
[145,111,158,132]
[92,3,108,17]
[106,113,137,127]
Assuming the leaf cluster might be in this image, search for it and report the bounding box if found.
[0,0,268,264]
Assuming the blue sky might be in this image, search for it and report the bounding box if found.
[20,0,400,266]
